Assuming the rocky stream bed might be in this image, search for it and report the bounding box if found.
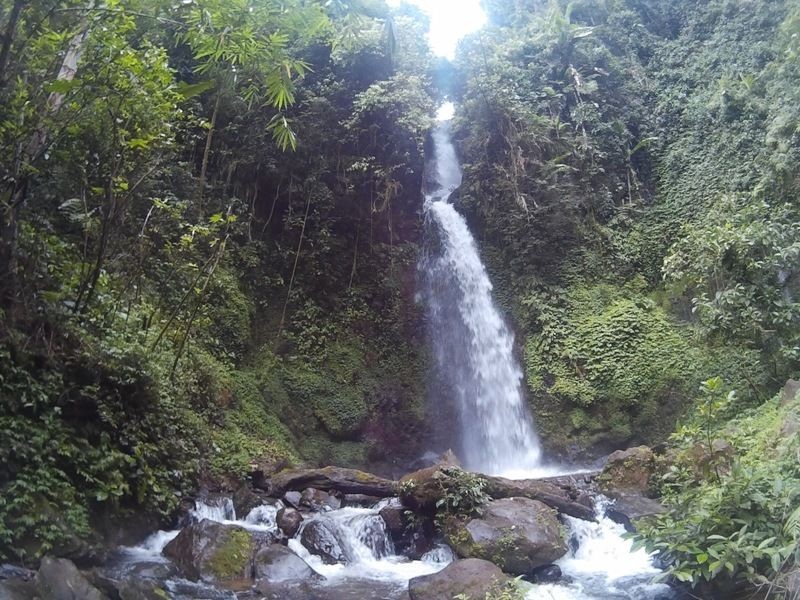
[0,447,690,600]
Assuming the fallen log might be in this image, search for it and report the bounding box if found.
[259,466,398,498]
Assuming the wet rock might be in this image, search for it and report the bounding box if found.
[233,484,270,518]
[379,505,406,534]
[0,565,35,581]
[300,488,341,512]
[163,519,273,584]
[35,557,108,600]
[607,494,666,523]
[300,520,353,564]
[283,491,302,509]
[116,578,171,600]
[0,579,35,600]
[379,505,434,559]
[445,497,568,576]
[342,494,382,507]
[408,558,509,600]
[529,563,562,583]
[277,507,304,538]
[255,580,319,600]
[253,544,322,583]
[597,446,656,494]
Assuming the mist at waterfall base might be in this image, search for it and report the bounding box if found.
[116,496,674,600]
[421,106,562,479]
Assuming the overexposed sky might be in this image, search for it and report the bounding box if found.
[388,0,487,59]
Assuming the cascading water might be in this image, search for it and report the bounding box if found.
[421,105,547,477]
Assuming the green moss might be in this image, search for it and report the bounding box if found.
[207,528,253,580]
[283,361,368,439]
[523,281,764,452]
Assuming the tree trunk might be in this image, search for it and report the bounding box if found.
[198,91,221,197]
[1,21,89,318]
[0,0,27,88]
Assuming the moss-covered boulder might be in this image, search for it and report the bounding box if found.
[163,520,273,585]
[444,497,567,576]
[597,445,656,495]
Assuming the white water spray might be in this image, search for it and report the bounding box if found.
[421,105,546,476]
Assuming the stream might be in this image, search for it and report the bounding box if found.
[109,494,676,599]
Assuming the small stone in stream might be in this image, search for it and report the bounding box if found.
[277,507,304,538]
[300,488,341,512]
[283,491,302,509]
[300,520,354,564]
[530,563,562,583]
[253,544,322,583]
[35,557,108,600]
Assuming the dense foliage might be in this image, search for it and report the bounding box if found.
[0,0,437,561]
[450,0,800,594]
[1,0,798,593]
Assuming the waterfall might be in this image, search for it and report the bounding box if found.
[421,107,544,476]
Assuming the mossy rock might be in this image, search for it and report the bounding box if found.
[163,520,273,584]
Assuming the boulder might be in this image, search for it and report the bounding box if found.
[163,519,272,584]
[299,520,353,564]
[233,483,270,518]
[264,466,397,497]
[253,544,321,583]
[277,507,304,538]
[35,557,108,600]
[116,579,171,600]
[0,579,36,600]
[379,505,406,535]
[483,475,597,522]
[445,497,567,576]
[379,505,435,559]
[283,491,302,509]
[597,446,655,495]
[529,563,562,583]
[399,466,465,513]
[300,488,341,512]
[408,558,509,600]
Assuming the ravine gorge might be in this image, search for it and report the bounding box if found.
[0,1,799,599]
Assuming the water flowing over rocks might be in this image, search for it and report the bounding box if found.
[299,519,355,565]
[408,558,509,600]
[444,498,568,576]
[252,544,322,583]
